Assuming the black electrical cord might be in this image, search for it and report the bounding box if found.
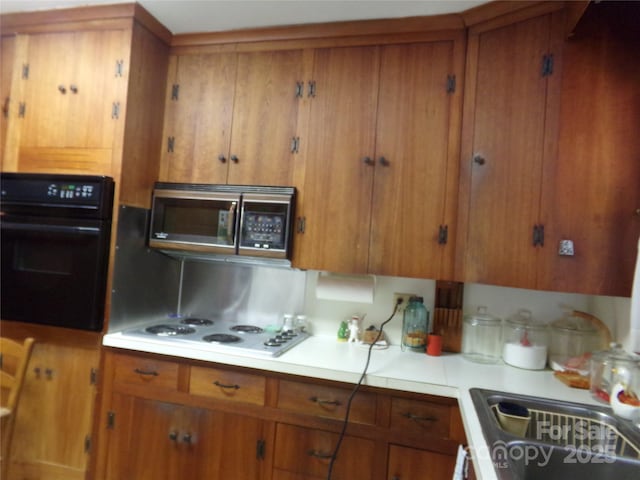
[325,298,403,480]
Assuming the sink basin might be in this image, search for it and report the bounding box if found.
[470,388,640,479]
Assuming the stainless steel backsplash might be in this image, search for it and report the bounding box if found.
[109,205,305,331]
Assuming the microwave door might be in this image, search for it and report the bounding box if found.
[149,190,241,254]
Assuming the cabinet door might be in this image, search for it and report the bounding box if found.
[538,4,640,296]
[104,396,263,480]
[19,31,125,150]
[369,41,459,279]
[10,344,99,480]
[388,444,456,480]
[226,49,303,185]
[294,46,379,273]
[1,36,15,168]
[273,423,375,479]
[159,53,237,183]
[457,13,561,288]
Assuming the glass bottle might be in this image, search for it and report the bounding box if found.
[402,296,429,352]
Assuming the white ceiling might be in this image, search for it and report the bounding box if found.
[0,0,488,34]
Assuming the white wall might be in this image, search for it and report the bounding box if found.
[303,270,631,347]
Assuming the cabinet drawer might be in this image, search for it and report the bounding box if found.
[273,424,375,478]
[390,397,451,438]
[277,380,376,425]
[189,366,266,406]
[112,354,179,391]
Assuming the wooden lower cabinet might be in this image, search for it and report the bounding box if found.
[272,424,375,479]
[388,444,456,480]
[94,351,464,480]
[8,341,99,480]
[103,394,263,480]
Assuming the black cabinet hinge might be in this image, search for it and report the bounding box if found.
[90,368,98,385]
[22,64,29,79]
[295,81,304,98]
[171,84,180,101]
[438,225,448,245]
[111,102,120,119]
[167,136,175,153]
[115,60,124,77]
[541,54,554,77]
[446,75,456,94]
[533,224,545,247]
[296,216,306,234]
[107,411,115,429]
[256,439,266,460]
[308,80,316,98]
[18,102,26,118]
[290,136,300,153]
[84,435,92,453]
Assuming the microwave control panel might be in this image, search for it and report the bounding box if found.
[242,213,285,249]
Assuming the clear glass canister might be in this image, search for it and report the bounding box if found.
[502,309,549,370]
[548,313,602,372]
[401,296,429,352]
[462,306,502,364]
[590,343,640,403]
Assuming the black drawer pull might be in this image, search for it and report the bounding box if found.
[213,380,240,390]
[309,396,341,406]
[401,412,437,422]
[307,449,333,460]
[133,368,159,376]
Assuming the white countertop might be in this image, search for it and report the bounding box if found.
[103,332,603,480]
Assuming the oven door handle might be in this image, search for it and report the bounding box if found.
[1,222,101,235]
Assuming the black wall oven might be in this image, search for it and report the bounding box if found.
[1,173,114,331]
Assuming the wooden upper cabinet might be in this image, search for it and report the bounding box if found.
[457,10,564,289]
[295,39,463,279]
[17,30,127,171]
[369,41,460,279]
[159,52,237,184]
[227,50,303,185]
[537,2,640,296]
[0,36,15,169]
[294,46,379,274]
[159,49,303,185]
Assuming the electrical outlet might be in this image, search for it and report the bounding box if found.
[393,293,416,312]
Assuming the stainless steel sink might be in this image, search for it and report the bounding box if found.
[470,388,640,479]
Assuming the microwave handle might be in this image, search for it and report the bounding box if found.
[228,202,237,245]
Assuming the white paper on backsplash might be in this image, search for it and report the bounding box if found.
[316,272,376,303]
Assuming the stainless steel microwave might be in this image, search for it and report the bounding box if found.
[149,183,295,260]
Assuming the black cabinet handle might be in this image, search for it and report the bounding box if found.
[307,449,332,459]
[213,380,240,390]
[168,431,178,442]
[183,433,192,444]
[133,368,158,376]
[473,154,486,165]
[363,157,375,166]
[218,154,227,163]
[58,85,67,94]
[230,154,239,163]
[401,412,437,422]
[309,396,341,406]
[379,156,390,167]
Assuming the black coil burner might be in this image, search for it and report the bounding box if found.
[180,317,214,326]
[230,325,264,334]
[145,324,196,336]
[202,333,242,344]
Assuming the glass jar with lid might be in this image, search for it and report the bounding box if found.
[462,306,503,364]
[502,309,549,370]
[590,343,640,403]
[401,296,429,352]
[548,313,603,372]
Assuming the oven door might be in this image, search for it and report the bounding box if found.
[1,215,111,331]
[149,189,241,254]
